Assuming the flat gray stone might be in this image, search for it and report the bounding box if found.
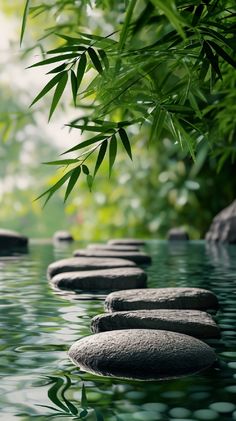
[51,267,147,291]
[0,229,28,250]
[105,288,219,312]
[53,231,74,242]
[91,309,220,338]
[73,249,151,265]
[108,239,146,246]
[206,199,236,243]
[68,329,216,380]
[87,244,140,252]
[47,257,135,279]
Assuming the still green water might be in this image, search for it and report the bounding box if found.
[0,240,236,421]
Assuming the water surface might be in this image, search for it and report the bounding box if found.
[0,240,236,420]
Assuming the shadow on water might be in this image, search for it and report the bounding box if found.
[0,240,236,420]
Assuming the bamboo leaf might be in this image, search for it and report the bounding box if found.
[203,41,222,79]
[71,70,78,106]
[94,140,107,176]
[42,159,79,165]
[109,134,117,177]
[20,0,31,46]
[192,4,204,26]
[64,167,81,202]
[88,48,103,74]
[66,124,114,133]
[81,383,88,409]
[87,174,93,191]
[150,0,186,39]
[28,54,78,68]
[119,128,132,160]
[47,46,86,54]
[77,54,87,91]
[62,135,105,155]
[47,63,67,74]
[47,378,70,413]
[82,165,89,175]
[56,34,91,45]
[60,375,78,416]
[208,40,236,68]
[49,72,68,121]
[150,107,166,142]
[30,72,64,107]
[98,49,109,70]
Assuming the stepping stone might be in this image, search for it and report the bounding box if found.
[108,238,146,246]
[53,231,74,242]
[105,288,219,312]
[47,257,136,279]
[73,249,151,265]
[87,244,140,252]
[168,228,189,241]
[91,309,220,338]
[68,329,216,380]
[0,229,28,250]
[51,267,147,291]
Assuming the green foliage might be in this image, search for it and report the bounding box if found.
[21,0,235,203]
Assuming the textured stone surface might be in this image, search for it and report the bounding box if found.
[73,249,151,265]
[51,267,147,291]
[167,228,189,241]
[108,239,146,246]
[206,200,236,243]
[0,229,28,250]
[105,288,219,312]
[47,257,135,279]
[87,244,140,252]
[53,231,74,242]
[91,309,220,338]
[68,329,216,380]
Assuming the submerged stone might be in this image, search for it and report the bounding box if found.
[91,309,220,338]
[53,231,74,242]
[0,229,28,250]
[87,244,140,252]
[47,257,135,279]
[73,249,151,265]
[68,329,216,380]
[51,267,147,291]
[108,239,146,246]
[105,288,219,312]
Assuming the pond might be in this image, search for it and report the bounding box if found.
[0,240,236,420]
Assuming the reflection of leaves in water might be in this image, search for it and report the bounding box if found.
[36,375,105,419]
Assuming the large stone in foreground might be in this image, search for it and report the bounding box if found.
[51,267,147,291]
[68,329,216,380]
[87,244,140,252]
[108,238,146,246]
[0,229,28,250]
[91,309,220,338]
[73,249,151,265]
[206,199,236,243]
[47,257,135,279]
[105,288,219,312]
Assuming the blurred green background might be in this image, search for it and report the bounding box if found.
[0,1,235,240]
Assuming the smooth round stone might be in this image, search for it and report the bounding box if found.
[193,409,218,420]
[73,249,151,265]
[87,244,140,252]
[167,228,189,241]
[108,239,146,246]
[209,402,235,413]
[53,230,74,242]
[68,329,216,380]
[47,257,135,279]
[105,288,219,312]
[91,309,220,338]
[51,267,147,291]
[0,229,28,249]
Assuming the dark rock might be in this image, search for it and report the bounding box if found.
[0,229,28,250]
[53,231,74,242]
[47,257,135,279]
[68,329,216,380]
[206,200,236,243]
[91,309,220,338]
[73,249,151,265]
[108,239,146,246]
[51,267,147,291]
[105,288,219,312]
[168,228,189,241]
[87,244,140,252]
